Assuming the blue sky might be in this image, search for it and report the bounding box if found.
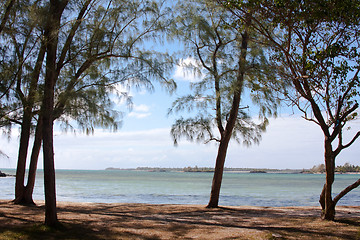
[0,62,359,170]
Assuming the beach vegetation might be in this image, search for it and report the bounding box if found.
[0,0,175,227]
[222,0,360,220]
[168,0,278,208]
[335,163,360,173]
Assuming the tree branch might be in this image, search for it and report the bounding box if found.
[333,178,360,206]
[0,0,16,34]
[57,0,92,75]
[331,102,359,140]
[342,131,360,149]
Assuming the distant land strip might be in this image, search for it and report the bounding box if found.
[105,163,360,174]
[105,166,302,173]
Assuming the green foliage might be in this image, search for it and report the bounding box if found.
[228,0,360,121]
[226,0,360,142]
[50,0,175,134]
[0,0,42,134]
[0,0,176,137]
[171,117,214,145]
[225,0,360,213]
[335,163,360,173]
[310,163,360,173]
[169,0,278,146]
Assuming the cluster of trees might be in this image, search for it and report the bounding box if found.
[1,0,359,226]
[220,0,360,220]
[308,163,360,173]
[0,0,174,226]
[336,163,360,173]
[183,166,214,172]
[309,164,326,174]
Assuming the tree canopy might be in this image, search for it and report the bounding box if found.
[0,0,176,226]
[169,0,278,146]
[223,0,360,220]
[169,0,279,208]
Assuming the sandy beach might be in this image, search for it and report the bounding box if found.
[1,200,360,239]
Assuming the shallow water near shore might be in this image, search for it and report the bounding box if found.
[1,169,360,206]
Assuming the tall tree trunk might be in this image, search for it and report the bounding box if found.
[42,113,57,227]
[14,110,32,204]
[23,117,43,205]
[42,0,68,227]
[321,139,336,220]
[42,51,58,226]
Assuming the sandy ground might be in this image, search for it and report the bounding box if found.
[1,200,360,239]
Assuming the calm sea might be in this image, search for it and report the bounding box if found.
[1,169,360,207]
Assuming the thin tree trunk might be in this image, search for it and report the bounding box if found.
[14,36,45,205]
[23,117,43,205]
[207,93,241,208]
[207,19,249,208]
[14,110,32,204]
[42,116,57,227]
[42,65,58,227]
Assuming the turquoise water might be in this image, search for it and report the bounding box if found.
[1,169,360,206]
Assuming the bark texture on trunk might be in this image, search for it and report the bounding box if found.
[321,139,336,220]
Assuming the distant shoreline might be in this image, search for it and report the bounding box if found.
[104,167,360,174]
[104,167,303,173]
[1,167,359,174]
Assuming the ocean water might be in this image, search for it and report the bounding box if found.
[1,169,360,207]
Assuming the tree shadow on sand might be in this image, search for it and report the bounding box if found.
[1,201,360,239]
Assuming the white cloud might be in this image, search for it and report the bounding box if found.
[128,104,151,119]
[173,57,204,82]
[128,112,151,119]
[133,104,150,112]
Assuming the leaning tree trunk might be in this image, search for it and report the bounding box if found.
[14,110,32,204]
[207,22,249,208]
[207,92,242,208]
[207,133,233,208]
[23,118,43,205]
[14,37,45,205]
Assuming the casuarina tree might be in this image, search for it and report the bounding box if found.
[2,0,174,226]
[169,0,278,208]
[223,0,360,220]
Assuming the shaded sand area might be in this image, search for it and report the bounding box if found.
[1,200,360,239]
